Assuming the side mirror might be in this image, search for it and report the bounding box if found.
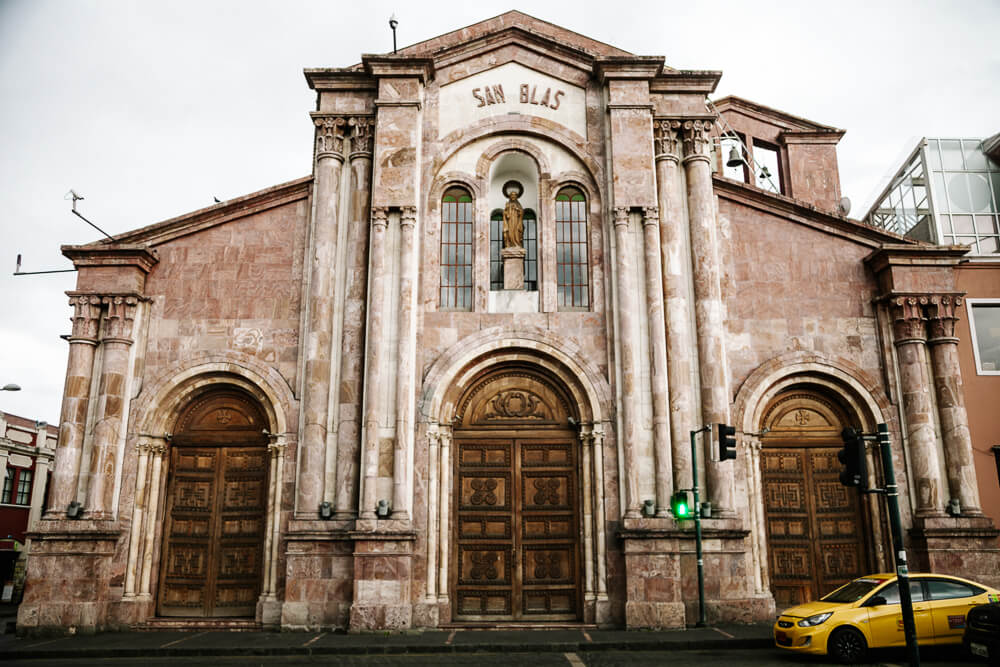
[867,595,887,607]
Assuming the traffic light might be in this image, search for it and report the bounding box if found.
[670,490,692,519]
[718,423,737,461]
[838,427,867,489]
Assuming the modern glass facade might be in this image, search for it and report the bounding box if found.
[864,137,1000,255]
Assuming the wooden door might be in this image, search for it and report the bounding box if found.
[158,392,268,618]
[760,393,869,608]
[453,437,580,621]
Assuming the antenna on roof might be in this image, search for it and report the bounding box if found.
[389,14,398,54]
[64,189,115,241]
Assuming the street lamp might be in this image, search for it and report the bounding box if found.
[1,384,21,391]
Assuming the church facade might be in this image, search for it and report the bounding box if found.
[18,12,998,633]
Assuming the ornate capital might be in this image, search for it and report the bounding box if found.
[371,206,389,230]
[926,295,963,343]
[890,296,928,344]
[101,295,139,342]
[68,295,102,341]
[641,206,659,227]
[267,441,288,459]
[149,442,168,457]
[681,119,714,161]
[400,205,417,229]
[135,441,153,456]
[612,207,629,228]
[653,119,681,160]
[314,115,347,159]
[348,116,375,157]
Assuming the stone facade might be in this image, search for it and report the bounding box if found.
[19,11,998,635]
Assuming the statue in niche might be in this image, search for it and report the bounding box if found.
[502,180,524,248]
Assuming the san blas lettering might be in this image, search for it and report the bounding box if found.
[471,83,565,111]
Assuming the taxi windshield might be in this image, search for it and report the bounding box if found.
[821,578,886,603]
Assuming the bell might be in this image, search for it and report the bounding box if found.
[758,166,772,180]
[726,145,742,168]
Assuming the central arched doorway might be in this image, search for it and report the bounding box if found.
[451,363,582,622]
[759,389,872,608]
[157,389,269,617]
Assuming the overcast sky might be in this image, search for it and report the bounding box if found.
[1,0,998,423]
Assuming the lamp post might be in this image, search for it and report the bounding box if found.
[389,14,398,54]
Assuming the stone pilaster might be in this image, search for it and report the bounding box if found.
[392,205,418,522]
[85,295,139,519]
[925,295,982,515]
[890,296,945,516]
[298,114,347,518]
[654,120,696,494]
[641,206,672,515]
[682,119,734,515]
[360,206,389,520]
[612,206,641,519]
[47,294,102,518]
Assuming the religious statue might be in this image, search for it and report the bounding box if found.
[502,180,524,248]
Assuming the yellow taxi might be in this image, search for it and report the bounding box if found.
[774,573,1000,663]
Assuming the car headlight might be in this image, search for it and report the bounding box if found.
[797,612,833,627]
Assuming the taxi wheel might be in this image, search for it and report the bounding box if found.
[828,627,867,664]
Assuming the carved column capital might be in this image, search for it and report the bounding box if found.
[371,206,389,230]
[68,295,103,342]
[148,442,168,457]
[641,206,659,227]
[653,119,682,162]
[267,441,288,459]
[101,295,139,343]
[348,116,375,158]
[314,115,347,161]
[400,206,417,228]
[681,119,715,163]
[926,294,963,343]
[890,296,929,344]
[612,207,629,227]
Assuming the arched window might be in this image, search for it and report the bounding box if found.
[490,208,538,292]
[555,187,589,308]
[440,187,474,309]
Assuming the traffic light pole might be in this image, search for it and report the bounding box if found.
[690,426,710,628]
[877,422,920,667]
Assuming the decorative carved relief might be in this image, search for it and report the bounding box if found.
[532,478,561,505]
[68,295,102,341]
[400,205,417,229]
[371,206,389,230]
[891,296,928,342]
[457,371,571,426]
[682,119,714,159]
[612,206,628,227]
[653,119,681,159]
[314,115,346,157]
[469,478,499,506]
[641,206,659,227]
[926,294,963,342]
[485,390,548,420]
[348,116,375,156]
[101,295,139,341]
[469,552,500,580]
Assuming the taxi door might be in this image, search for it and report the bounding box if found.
[865,579,934,647]
[925,578,985,643]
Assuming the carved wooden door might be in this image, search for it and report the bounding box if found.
[454,437,580,621]
[158,392,268,618]
[761,394,869,609]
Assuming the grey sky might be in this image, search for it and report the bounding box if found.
[2,0,998,423]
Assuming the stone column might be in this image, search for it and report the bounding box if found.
[392,205,418,522]
[682,119,734,514]
[641,206,672,515]
[360,206,389,520]
[298,114,346,518]
[123,440,152,598]
[263,438,287,597]
[437,425,452,603]
[47,295,102,517]
[27,437,51,530]
[333,117,373,519]
[612,206,641,519]
[925,295,982,515]
[891,296,945,516]
[654,120,696,493]
[425,425,440,602]
[579,424,595,602]
[591,425,609,601]
[138,441,167,598]
[86,295,138,519]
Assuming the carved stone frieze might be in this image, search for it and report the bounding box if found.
[348,116,375,157]
[101,295,139,342]
[314,116,347,158]
[68,295,102,341]
[890,296,928,343]
[653,119,681,160]
[926,295,963,343]
[681,119,714,160]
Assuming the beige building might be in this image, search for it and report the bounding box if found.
[19,12,998,633]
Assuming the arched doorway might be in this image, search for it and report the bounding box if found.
[759,389,872,608]
[157,389,269,617]
[451,363,582,622]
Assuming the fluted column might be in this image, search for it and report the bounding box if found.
[86,295,138,519]
[682,119,734,514]
[641,206,672,515]
[298,115,347,517]
[332,117,373,519]
[47,295,102,517]
[392,205,418,522]
[654,120,696,494]
[891,296,945,516]
[926,295,982,514]
[360,206,389,520]
[612,206,641,519]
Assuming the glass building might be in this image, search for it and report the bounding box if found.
[864,135,1000,255]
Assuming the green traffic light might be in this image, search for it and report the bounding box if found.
[671,491,690,518]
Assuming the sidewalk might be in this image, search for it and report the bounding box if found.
[0,623,774,660]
